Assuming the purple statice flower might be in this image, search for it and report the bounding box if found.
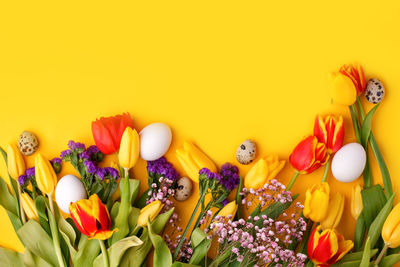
[51,157,62,165]
[199,168,222,180]
[87,145,100,155]
[105,167,119,180]
[147,157,179,181]
[96,168,107,180]
[218,163,240,191]
[79,151,91,160]
[67,140,86,151]
[18,175,28,186]
[26,167,35,177]
[83,160,97,175]
[51,157,63,173]
[222,199,229,206]
[60,149,72,159]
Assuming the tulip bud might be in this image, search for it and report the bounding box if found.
[304,182,330,222]
[6,144,26,180]
[308,226,353,266]
[218,201,238,219]
[176,141,217,183]
[244,155,285,189]
[382,203,400,248]
[321,193,345,229]
[20,193,38,221]
[118,127,140,170]
[35,153,58,195]
[314,115,345,154]
[351,184,363,220]
[137,200,164,227]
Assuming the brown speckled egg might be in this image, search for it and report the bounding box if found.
[365,78,385,104]
[236,139,256,165]
[174,177,192,201]
[18,131,38,156]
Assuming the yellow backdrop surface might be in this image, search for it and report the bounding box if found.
[1,0,400,262]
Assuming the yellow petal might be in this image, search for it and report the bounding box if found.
[119,127,140,169]
[219,201,238,218]
[304,183,330,222]
[137,200,164,227]
[183,141,217,172]
[382,203,400,247]
[21,193,38,221]
[6,143,26,180]
[321,193,345,229]
[35,153,57,195]
[244,158,268,189]
[351,184,363,220]
[176,149,200,183]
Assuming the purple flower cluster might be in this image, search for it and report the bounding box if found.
[209,213,307,266]
[147,157,180,181]
[218,163,240,191]
[83,160,119,180]
[68,140,86,151]
[60,149,72,159]
[199,168,222,180]
[26,167,35,177]
[18,174,29,186]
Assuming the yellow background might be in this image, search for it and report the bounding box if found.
[1,0,400,262]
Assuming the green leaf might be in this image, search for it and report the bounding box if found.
[17,220,58,266]
[171,262,201,267]
[0,147,19,206]
[35,196,51,236]
[361,185,387,228]
[135,189,150,209]
[73,235,100,266]
[152,208,175,234]
[58,215,76,246]
[93,235,143,267]
[119,229,152,267]
[189,238,211,265]
[379,254,400,267]
[0,176,17,214]
[0,247,24,266]
[360,238,370,267]
[340,249,378,262]
[331,260,362,267]
[191,227,206,248]
[59,230,77,260]
[366,193,395,249]
[361,104,379,148]
[129,179,140,205]
[5,208,23,232]
[354,215,366,251]
[23,248,53,267]
[255,194,299,227]
[110,201,120,223]
[128,207,140,232]
[147,220,172,267]
[235,176,243,220]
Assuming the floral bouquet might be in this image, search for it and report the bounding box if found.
[0,63,400,267]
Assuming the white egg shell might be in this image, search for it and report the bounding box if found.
[140,122,172,161]
[55,175,87,214]
[331,143,366,183]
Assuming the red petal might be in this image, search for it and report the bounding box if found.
[312,230,338,264]
[289,136,317,173]
[75,202,98,236]
[330,116,345,153]
[314,115,328,145]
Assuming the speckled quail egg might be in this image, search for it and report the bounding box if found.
[174,177,192,201]
[236,139,256,165]
[18,131,39,156]
[365,78,385,104]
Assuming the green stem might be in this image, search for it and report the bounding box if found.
[99,239,110,267]
[375,243,389,265]
[321,157,331,183]
[356,96,393,197]
[173,186,208,261]
[286,172,300,191]
[48,193,67,267]
[349,104,362,143]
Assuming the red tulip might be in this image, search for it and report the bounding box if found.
[91,113,133,154]
[314,115,345,154]
[339,64,366,95]
[289,135,329,174]
[69,194,117,240]
[308,226,353,266]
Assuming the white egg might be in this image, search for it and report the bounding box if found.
[55,175,87,214]
[331,143,366,183]
[139,122,172,161]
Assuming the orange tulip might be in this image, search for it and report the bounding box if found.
[314,115,345,154]
[308,226,353,267]
[69,194,117,240]
[289,135,329,174]
[339,64,366,95]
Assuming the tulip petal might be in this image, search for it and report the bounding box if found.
[321,193,345,229]
[312,229,339,264]
[331,73,357,105]
[289,136,317,174]
[176,149,200,183]
[382,203,400,247]
[90,229,118,240]
[183,141,217,173]
[314,115,328,145]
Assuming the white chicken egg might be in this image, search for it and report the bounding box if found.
[139,122,172,161]
[55,175,87,214]
[331,143,366,183]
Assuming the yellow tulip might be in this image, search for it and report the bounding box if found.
[382,203,400,248]
[330,72,357,106]
[304,182,330,222]
[20,193,38,221]
[176,141,217,183]
[137,200,164,227]
[118,127,140,170]
[219,201,238,219]
[351,184,363,220]
[244,155,285,189]
[35,153,58,195]
[321,193,345,229]
[6,144,26,180]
